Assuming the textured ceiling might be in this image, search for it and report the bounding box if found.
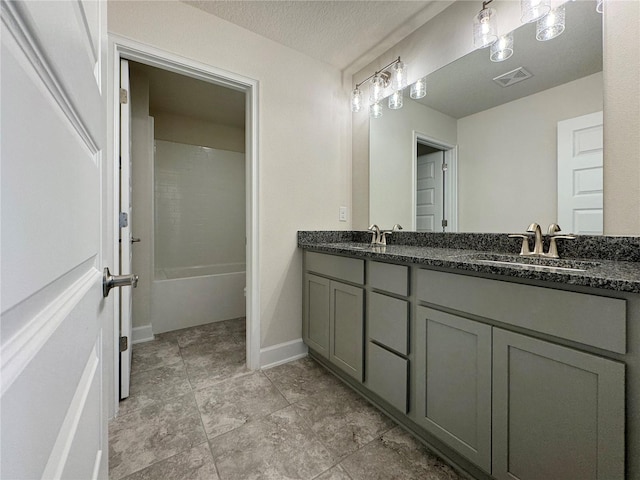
[182,0,442,72]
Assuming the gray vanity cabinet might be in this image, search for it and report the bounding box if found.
[303,273,331,358]
[414,306,492,473]
[365,262,411,413]
[329,281,364,381]
[492,328,625,480]
[303,252,364,381]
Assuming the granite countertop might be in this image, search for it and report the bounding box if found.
[298,232,640,293]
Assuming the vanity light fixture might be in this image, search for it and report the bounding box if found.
[349,56,406,117]
[536,5,565,41]
[391,60,407,91]
[490,31,514,62]
[369,74,387,104]
[350,87,362,112]
[369,102,383,118]
[473,0,498,49]
[388,89,403,110]
[410,77,427,99]
[521,0,551,23]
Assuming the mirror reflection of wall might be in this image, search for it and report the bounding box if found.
[369,0,603,234]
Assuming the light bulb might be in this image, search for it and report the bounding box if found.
[391,61,407,91]
[410,77,427,99]
[369,102,383,118]
[388,90,403,110]
[369,75,385,104]
[350,87,362,113]
[521,0,551,23]
[536,5,565,41]
[490,32,514,62]
[473,6,498,49]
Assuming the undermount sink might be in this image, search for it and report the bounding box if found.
[345,244,374,251]
[464,253,600,273]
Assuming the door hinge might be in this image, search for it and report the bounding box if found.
[442,163,448,171]
[119,336,128,352]
[442,219,448,228]
[120,88,128,104]
[119,212,128,228]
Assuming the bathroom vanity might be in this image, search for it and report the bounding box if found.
[299,231,640,480]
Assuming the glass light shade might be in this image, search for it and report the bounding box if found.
[490,32,514,62]
[410,77,427,99]
[596,0,603,13]
[521,0,551,23]
[473,7,498,49]
[391,61,407,91]
[369,75,385,104]
[350,87,362,113]
[536,5,565,41]
[369,102,383,118]
[388,90,403,110]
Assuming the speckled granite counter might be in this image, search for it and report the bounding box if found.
[298,231,640,293]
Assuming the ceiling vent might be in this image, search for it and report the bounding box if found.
[493,67,533,87]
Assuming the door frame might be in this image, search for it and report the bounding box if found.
[108,35,261,413]
[412,131,458,232]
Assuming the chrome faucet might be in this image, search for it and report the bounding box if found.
[509,222,576,258]
[545,223,576,258]
[380,224,403,245]
[527,222,544,256]
[368,224,381,245]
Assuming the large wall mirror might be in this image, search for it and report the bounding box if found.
[370,0,603,234]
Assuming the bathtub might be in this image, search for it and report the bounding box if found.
[151,263,246,334]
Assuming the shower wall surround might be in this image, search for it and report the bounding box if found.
[154,140,246,273]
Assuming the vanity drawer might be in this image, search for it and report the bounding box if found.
[369,261,409,296]
[305,251,364,285]
[369,292,409,355]
[367,342,408,413]
[417,269,626,354]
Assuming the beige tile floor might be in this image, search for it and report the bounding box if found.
[109,318,464,480]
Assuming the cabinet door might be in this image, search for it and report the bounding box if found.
[303,273,330,358]
[415,307,492,472]
[330,281,364,381]
[492,328,625,480]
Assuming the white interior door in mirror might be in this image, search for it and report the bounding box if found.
[557,112,603,235]
[416,152,444,232]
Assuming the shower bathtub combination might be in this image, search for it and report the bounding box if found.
[151,262,246,334]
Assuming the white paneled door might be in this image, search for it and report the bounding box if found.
[120,59,133,399]
[557,112,604,235]
[1,1,109,479]
[416,151,444,232]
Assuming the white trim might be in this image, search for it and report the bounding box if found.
[42,340,100,479]
[412,131,459,232]
[108,35,261,413]
[260,339,308,370]
[132,325,154,344]
[91,449,102,480]
[0,268,101,396]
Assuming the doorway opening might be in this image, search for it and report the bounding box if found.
[413,132,458,232]
[111,37,260,411]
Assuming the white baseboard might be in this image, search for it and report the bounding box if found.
[132,325,154,344]
[260,338,308,369]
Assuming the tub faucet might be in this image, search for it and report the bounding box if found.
[368,224,381,245]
